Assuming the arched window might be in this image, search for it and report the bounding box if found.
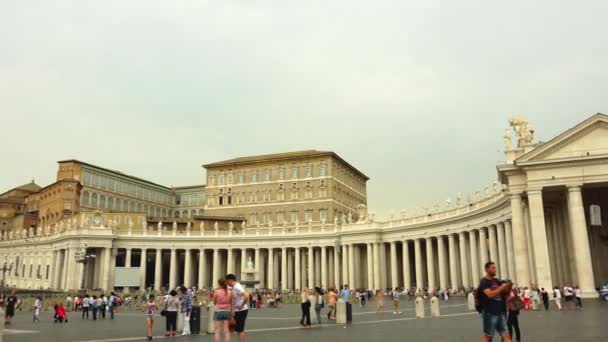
[191,210,196,217]
[174,211,180,218]
[81,191,90,206]
[108,197,114,210]
[99,195,106,209]
[161,208,167,217]
[182,210,188,218]
[137,203,143,213]
[198,209,204,215]
[91,193,98,207]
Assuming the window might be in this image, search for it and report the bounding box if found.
[227,173,233,184]
[264,169,270,181]
[108,197,114,210]
[208,196,215,206]
[305,210,313,223]
[262,212,269,224]
[291,211,298,223]
[228,195,232,205]
[219,196,224,205]
[218,175,225,185]
[100,195,106,208]
[114,215,121,224]
[320,163,327,176]
[277,191,285,201]
[278,167,285,180]
[249,213,257,224]
[277,212,284,224]
[91,193,98,207]
[305,165,312,177]
[238,173,244,184]
[209,176,215,186]
[291,166,298,179]
[319,209,328,222]
[251,171,258,182]
[81,191,90,206]
[291,190,298,200]
[45,265,50,279]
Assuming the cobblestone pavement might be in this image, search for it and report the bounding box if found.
[3,297,608,342]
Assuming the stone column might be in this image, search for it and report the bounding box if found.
[468,231,479,284]
[282,248,288,289]
[567,186,596,296]
[448,235,457,289]
[497,223,508,279]
[240,249,247,279]
[510,192,530,286]
[333,246,340,288]
[51,250,61,289]
[267,248,274,289]
[125,248,132,267]
[504,220,516,279]
[390,241,398,289]
[366,243,374,289]
[437,237,447,289]
[294,247,301,290]
[140,249,147,289]
[402,241,411,289]
[341,245,348,287]
[320,246,327,289]
[488,225,499,273]
[348,244,355,289]
[212,249,220,288]
[373,243,381,290]
[154,249,162,290]
[379,243,387,289]
[225,248,234,275]
[426,237,435,289]
[458,232,470,288]
[288,250,294,290]
[528,189,553,290]
[307,247,314,288]
[169,249,177,290]
[479,228,488,275]
[101,247,111,291]
[184,249,192,287]
[414,239,423,290]
[254,248,261,278]
[199,249,207,289]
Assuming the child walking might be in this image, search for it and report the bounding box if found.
[144,295,158,340]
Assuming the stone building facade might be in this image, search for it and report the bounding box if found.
[0,114,607,298]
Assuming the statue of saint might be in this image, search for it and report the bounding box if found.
[172,221,177,231]
[186,222,191,230]
[446,197,452,208]
[228,221,234,231]
[214,221,219,231]
[158,220,163,230]
[504,128,513,150]
[247,254,254,269]
[142,220,148,231]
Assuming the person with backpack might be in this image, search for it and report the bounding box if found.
[478,261,512,342]
[506,288,524,342]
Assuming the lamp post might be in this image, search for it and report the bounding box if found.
[0,256,13,290]
[74,245,96,291]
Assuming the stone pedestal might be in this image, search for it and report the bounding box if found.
[206,303,215,334]
[415,297,425,318]
[467,293,475,311]
[430,296,440,317]
[336,298,346,324]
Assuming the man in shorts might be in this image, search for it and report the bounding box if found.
[392,288,402,314]
[478,262,512,342]
[226,274,250,342]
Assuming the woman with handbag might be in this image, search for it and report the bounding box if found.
[506,288,523,342]
[162,290,180,337]
[213,278,233,342]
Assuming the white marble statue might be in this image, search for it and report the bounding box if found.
[484,185,490,197]
[228,221,234,231]
[504,128,513,150]
[341,213,347,225]
[200,222,205,231]
[333,216,338,225]
[158,220,163,230]
[172,221,177,231]
[446,197,452,208]
[456,193,462,206]
[128,220,134,231]
[347,212,353,224]
[142,220,147,232]
[247,254,254,269]
[186,222,191,231]
[214,221,219,231]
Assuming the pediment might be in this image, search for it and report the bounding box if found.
[516,113,608,163]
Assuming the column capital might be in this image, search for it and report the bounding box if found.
[567,184,583,192]
[526,188,543,196]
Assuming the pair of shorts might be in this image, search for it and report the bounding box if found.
[214,311,231,321]
[146,316,154,321]
[565,296,573,302]
[234,310,248,332]
[482,312,507,337]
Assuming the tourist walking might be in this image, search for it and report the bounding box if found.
[553,287,562,310]
[91,296,99,320]
[506,288,523,342]
[144,294,157,340]
[313,287,323,324]
[66,295,73,312]
[179,286,193,336]
[327,287,337,320]
[522,287,531,311]
[213,278,233,342]
[226,274,249,342]
[340,284,350,303]
[392,288,402,314]
[375,290,385,314]
[163,290,180,337]
[4,290,19,326]
[300,287,311,328]
[33,296,42,322]
[81,294,90,319]
[574,286,583,309]
[478,262,512,342]
[540,288,549,311]
[109,292,118,319]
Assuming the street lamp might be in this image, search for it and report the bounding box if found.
[74,245,96,291]
[0,256,13,290]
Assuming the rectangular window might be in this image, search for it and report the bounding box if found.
[218,175,225,185]
[252,171,258,182]
[46,265,50,279]
[238,173,244,183]
[305,165,312,178]
[264,170,270,181]
[320,164,327,176]
[277,212,284,224]
[320,209,327,222]
[262,212,269,224]
[291,166,298,179]
[291,211,298,223]
[305,210,313,223]
[278,168,285,180]
[227,174,233,184]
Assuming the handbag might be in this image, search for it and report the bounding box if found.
[507,292,525,312]
[160,297,173,317]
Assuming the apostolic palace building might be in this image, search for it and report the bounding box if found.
[1,113,607,298]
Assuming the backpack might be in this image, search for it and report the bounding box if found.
[474,288,486,313]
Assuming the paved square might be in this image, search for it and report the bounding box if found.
[3,298,608,342]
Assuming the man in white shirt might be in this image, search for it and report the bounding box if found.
[226,274,249,342]
[553,287,562,311]
[563,286,574,310]
[574,286,583,309]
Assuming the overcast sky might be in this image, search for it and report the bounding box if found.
[1,0,607,217]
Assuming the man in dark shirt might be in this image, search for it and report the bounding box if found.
[478,262,512,342]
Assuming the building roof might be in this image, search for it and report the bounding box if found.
[58,159,173,191]
[172,184,206,190]
[203,150,370,180]
[0,180,41,198]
